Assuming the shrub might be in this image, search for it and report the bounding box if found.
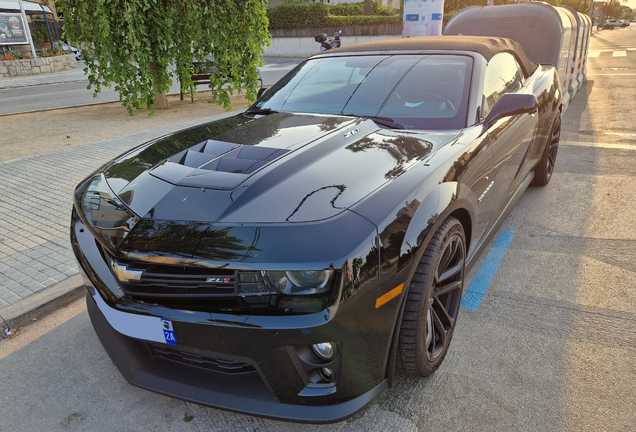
[324,15,402,27]
[2,49,24,60]
[1,54,17,61]
[52,40,65,54]
[267,0,400,29]
[267,1,328,29]
[327,3,364,16]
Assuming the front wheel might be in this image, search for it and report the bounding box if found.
[532,114,561,186]
[397,217,466,377]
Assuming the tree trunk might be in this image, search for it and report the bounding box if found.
[364,0,371,16]
[149,61,169,110]
[154,91,169,110]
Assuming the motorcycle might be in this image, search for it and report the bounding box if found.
[314,30,342,51]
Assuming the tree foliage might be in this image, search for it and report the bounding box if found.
[58,0,270,115]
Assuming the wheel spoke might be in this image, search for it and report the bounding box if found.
[437,244,453,277]
[434,280,462,298]
[433,296,455,329]
[430,306,448,348]
[439,259,463,283]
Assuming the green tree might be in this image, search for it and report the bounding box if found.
[58,0,269,115]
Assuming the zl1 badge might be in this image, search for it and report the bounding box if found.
[162,319,177,345]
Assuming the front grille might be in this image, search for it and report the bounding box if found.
[125,265,237,298]
[103,252,281,313]
[147,345,256,374]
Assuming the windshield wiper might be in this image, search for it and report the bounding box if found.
[244,107,278,115]
[340,113,405,130]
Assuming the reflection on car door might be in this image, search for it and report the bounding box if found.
[481,53,538,219]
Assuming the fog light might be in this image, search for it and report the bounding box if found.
[312,342,334,359]
[320,367,335,382]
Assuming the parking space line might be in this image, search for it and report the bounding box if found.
[560,141,636,150]
[461,229,515,311]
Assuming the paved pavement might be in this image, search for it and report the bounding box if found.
[0,110,241,334]
[0,57,304,90]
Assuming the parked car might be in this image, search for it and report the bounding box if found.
[604,19,628,29]
[72,36,562,423]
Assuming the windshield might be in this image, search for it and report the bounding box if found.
[254,54,473,130]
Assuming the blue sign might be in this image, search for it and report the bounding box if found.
[432,13,443,20]
[405,14,420,21]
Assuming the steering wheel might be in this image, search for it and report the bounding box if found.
[412,92,456,111]
[393,92,456,111]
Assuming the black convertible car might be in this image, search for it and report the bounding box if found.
[71,36,562,423]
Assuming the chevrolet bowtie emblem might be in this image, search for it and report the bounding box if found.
[111,262,142,282]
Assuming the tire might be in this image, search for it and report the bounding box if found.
[532,114,561,186]
[397,216,466,377]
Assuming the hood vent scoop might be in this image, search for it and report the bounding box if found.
[150,140,289,190]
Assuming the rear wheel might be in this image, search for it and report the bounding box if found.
[397,217,466,377]
[532,114,561,187]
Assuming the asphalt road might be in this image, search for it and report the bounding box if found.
[0,58,303,116]
[1,27,635,431]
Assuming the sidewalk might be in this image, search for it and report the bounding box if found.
[0,57,305,90]
[0,110,241,335]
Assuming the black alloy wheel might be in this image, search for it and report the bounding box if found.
[397,217,466,377]
[532,114,561,187]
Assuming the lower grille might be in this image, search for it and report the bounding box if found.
[147,345,256,374]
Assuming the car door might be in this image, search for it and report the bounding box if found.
[480,53,539,220]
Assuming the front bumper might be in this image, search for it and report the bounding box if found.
[86,292,388,423]
[72,207,400,423]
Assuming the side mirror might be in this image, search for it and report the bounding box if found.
[484,93,538,129]
[257,87,269,99]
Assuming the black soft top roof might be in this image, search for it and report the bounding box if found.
[319,35,539,78]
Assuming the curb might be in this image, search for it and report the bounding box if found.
[0,275,87,337]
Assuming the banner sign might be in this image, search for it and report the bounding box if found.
[402,0,445,38]
[0,12,28,45]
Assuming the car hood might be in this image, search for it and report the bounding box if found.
[101,112,460,224]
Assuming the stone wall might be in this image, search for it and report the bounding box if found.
[0,54,77,78]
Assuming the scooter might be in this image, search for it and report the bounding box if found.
[314,30,342,51]
[62,41,82,61]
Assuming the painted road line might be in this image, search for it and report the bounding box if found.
[461,229,515,311]
[613,51,627,57]
[560,141,636,151]
[588,51,601,57]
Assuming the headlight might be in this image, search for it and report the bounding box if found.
[266,270,333,295]
[74,173,138,249]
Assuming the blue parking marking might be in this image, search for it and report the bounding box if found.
[461,229,515,311]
